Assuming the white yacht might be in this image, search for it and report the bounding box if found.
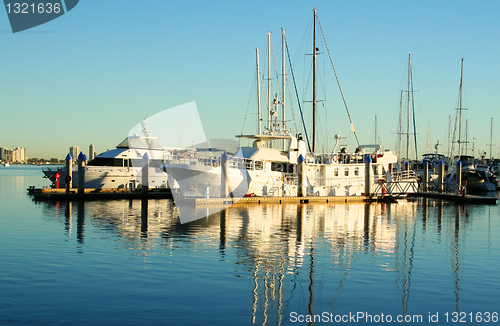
[163,9,417,199]
[163,134,407,198]
[43,133,172,189]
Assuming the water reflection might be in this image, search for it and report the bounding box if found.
[36,198,498,325]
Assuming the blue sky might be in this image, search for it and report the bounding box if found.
[1,0,500,159]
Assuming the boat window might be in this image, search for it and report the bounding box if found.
[127,159,162,168]
[245,159,253,170]
[88,157,124,167]
[334,168,339,177]
[150,160,163,168]
[271,162,284,172]
[354,167,359,176]
[255,161,263,170]
[344,167,349,176]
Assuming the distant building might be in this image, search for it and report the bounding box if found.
[0,147,9,162]
[0,147,26,163]
[11,147,26,163]
[89,144,95,161]
[69,146,79,161]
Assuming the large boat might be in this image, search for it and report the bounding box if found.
[43,132,172,189]
[163,9,417,199]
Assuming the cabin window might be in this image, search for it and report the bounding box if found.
[344,167,349,176]
[354,167,359,176]
[334,168,339,177]
[245,159,253,170]
[149,160,163,168]
[255,161,263,170]
[271,162,284,172]
[89,157,125,167]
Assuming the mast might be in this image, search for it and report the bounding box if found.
[267,32,272,134]
[465,119,469,154]
[312,7,317,153]
[406,52,411,160]
[457,58,464,157]
[448,115,451,159]
[398,90,403,161]
[282,29,286,132]
[256,48,262,135]
[282,29,286,150]
[489,117,494,160]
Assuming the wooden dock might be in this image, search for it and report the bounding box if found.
[176,194,401,206]
[28,187,172,201]
[27,186,497,205]
[408,192,498,204]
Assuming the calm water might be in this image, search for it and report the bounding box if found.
[1,165,499,325]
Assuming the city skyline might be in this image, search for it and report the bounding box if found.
[1,1,500,159]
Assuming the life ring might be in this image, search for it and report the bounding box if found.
[377,179,384,184]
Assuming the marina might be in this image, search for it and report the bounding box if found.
[3,3,500,325]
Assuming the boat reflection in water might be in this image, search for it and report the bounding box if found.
[40,198,496,325]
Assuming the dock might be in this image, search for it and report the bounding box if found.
[28,187,172,201]
[408,192,498,204]
[27,187,497,205]
[176,194,402,206]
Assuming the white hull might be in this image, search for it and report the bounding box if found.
[165,156,417,198]
[43,166,169,189]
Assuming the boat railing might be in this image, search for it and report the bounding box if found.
[391,169,418,181]
[165,155,221,167]
[307,152,381,164]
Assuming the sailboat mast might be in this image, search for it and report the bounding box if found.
[256,48,262,135]
[448,115,452,161]
[282,29,286,131]
[490,117,493,160]
[282,29,286,150]
[398,90,403,161]
[312,8,317,153]
[465,119,469,154]
[406,52,411,160]
[458,58,464,157]
[267,32,272,133]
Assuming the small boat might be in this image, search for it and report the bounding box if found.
[3,163,9,167]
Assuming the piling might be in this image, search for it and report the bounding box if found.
[438,160,445,193]
[65,153,73,192]
[423,161,429,192]
[142,152,149,195]
[456,160,462,195]
[77,152,86,195]
[364,154,372,197]
[297,154,305,197]
[221,152,229,198]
